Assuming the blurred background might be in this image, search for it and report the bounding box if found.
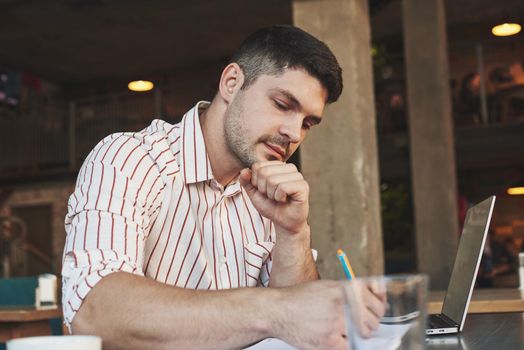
[0,0,523,290]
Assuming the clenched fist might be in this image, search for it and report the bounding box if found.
[239,160,309,235]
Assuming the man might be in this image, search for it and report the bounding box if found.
[62,25,385,350]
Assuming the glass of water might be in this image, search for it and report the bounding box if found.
[342,274,428,350]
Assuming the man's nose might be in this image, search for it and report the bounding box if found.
[279,116,302,143]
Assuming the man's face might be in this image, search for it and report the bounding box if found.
[224,68,327,168]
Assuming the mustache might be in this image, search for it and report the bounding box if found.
[259,135,291,158]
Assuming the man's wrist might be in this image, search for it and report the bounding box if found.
[272,224,314,269]
[275,223,311,244]
[274,224,312,261]
[275,224,311,255]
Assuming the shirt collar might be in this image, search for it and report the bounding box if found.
[179,101,214,184]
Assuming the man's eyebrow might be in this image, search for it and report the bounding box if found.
[272,88,322,122]
[273,88,301,108]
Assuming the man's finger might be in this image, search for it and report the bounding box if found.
[265,173,304,200]
[254,162,298,175]
[251,160,286,170]
[251,162,297,187]
[369,280,388,303]
[239,169,257,199]
[251,161,282,185]
[363,309,380,334]
[274,180,309,203]
[364,288,387,319]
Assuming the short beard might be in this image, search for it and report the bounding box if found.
[224,92,258,168]
[224,92,292,168]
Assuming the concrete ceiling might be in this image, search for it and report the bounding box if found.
[0,0,523,84]
[0,0,291,83]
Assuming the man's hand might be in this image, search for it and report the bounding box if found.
[343,280,387,338]
[273,281,348,350]
[271,280,387,350]
[239,161,309,235]
[240,160,317,286]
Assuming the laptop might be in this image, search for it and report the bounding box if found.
[426,195,496,335]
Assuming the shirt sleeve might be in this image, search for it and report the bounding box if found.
[61,134,166,330]
[257,222,318,287]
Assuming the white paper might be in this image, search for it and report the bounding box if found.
[244,338,298,350]
[244,323,411,350]
[353,323,411,350]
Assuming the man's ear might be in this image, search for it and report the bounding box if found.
[218,63,245,103]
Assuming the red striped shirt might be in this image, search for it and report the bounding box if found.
[62,101,275,327]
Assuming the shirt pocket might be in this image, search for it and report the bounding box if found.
[244,241,274,287]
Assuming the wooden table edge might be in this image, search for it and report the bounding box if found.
[0,307,62,322]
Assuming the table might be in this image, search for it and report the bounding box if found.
[428,288,524,314]
[426,312,524,350]
[0,306,62,342]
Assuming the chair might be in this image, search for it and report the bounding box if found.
[0,277,38,306]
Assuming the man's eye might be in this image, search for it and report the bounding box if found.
[274,100,288,111]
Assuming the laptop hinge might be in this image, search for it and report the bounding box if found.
[440,313,459,328]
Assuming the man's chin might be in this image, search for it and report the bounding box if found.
[238,155,258,168]
[254,149,281,162]
[248,148,287,165]
[268,155,287,162]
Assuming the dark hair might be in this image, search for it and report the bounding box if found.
[231,25,343,104]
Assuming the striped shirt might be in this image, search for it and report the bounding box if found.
[62,101,276,327]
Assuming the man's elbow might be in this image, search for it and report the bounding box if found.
[71,302,96,335]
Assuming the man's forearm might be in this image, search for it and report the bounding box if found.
[72,272,278,350]
[269,224,319,287]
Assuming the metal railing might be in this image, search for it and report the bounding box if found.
[0,89,161,181]
[1,83,522,181]
[0,101,69,177]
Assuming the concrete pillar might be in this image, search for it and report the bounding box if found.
[293,0,384,278]
[402,0,459,289]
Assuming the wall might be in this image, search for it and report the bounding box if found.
[2,181,75,275]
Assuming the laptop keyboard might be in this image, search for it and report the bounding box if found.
[428,314,452,328]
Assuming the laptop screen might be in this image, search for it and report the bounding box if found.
[441,196,495,329]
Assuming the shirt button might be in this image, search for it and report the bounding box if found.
[220,255,227,265]
[211,180,224,192]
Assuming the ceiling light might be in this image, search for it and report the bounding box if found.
[507,187,524,195]
[492,23,521,37]
[128,80,154,92]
